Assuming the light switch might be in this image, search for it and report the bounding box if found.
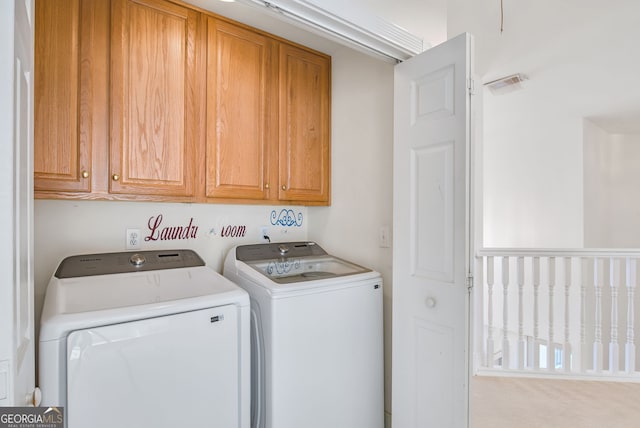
[379,226,390,248]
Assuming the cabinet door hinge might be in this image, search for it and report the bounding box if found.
[466,274,474,291]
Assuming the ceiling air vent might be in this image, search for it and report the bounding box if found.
[484,73,528,94]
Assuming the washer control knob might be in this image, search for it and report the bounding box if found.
[130,253,146,267]
[278,244,290,255]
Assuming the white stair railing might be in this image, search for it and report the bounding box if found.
[475,249,640,379]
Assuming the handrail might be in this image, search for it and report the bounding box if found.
[477,248,640,258]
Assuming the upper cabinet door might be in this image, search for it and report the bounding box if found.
[205,19,275,200]
[34,0,91,193]
[110,0,198,196]
[278,43,331,204]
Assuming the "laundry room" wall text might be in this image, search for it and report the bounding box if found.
[145,214,199,241]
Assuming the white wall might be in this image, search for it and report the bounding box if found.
[481,84,584,248]
[584,120,640,248]
[307,46,394,417]
[448,0,640,249]
[34,200,308,326]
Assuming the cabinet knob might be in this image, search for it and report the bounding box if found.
[81,170,89,179]
[112,174,120,181]
[265,183,270,190]
[281,185,286,191]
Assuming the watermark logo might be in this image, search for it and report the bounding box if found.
[0,407,64,428]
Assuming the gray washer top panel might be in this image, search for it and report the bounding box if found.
[235,242,328,262]
[54,249,205,278]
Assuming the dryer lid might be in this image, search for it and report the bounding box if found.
[40,250,249,342]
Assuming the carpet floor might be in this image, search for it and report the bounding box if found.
[471,375,640,428]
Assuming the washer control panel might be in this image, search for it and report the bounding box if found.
[236,242,327,262]
[55,250,204,278]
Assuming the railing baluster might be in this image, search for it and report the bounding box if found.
[532,257,541,370]
[486,256,495,367]
[625,257,636,373]
[474,256,485,373]
[581,257,588,373]
[477,249,640,379]
[564,257,572,372]
[517,256,525,370]
[502,256,510,368]
[548,257,556,371]
[609,258,620,373]
[593,257,603,372]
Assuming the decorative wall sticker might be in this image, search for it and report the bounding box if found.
[145,214,199,241]
[266,258,301,276]
[270,209,303,227]
[220,225,247,238]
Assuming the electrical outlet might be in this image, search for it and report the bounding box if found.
[260,226,270,242]
[126,228,141,250]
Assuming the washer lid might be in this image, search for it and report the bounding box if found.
[236,242,371,284]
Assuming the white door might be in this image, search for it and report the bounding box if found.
[392,33,474,428]
[0,0,36,406]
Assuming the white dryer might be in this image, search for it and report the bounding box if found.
[223,242,383,428]
[39,250,250,428]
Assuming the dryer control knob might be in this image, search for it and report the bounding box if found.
[130,253,146,267]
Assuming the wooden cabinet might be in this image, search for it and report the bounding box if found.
[34,0,331,205]
[205,18,276,200]
[110,0,200,197]
[278,43,331,203]
[34,0,90,193]
[205,20,330,204]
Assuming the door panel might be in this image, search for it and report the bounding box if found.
[34,0,91,192]
[278,43,330,203]
[0,0,35,406]
[392,33,473,428]
[412,142,454,282]
[205,19,274,200]
[110,0,198,196]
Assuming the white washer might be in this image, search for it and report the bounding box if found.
[223,242,383,428]
[39,250,250,428]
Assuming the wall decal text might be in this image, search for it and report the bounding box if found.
[220,225,247,238]
[145,214,199,241]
